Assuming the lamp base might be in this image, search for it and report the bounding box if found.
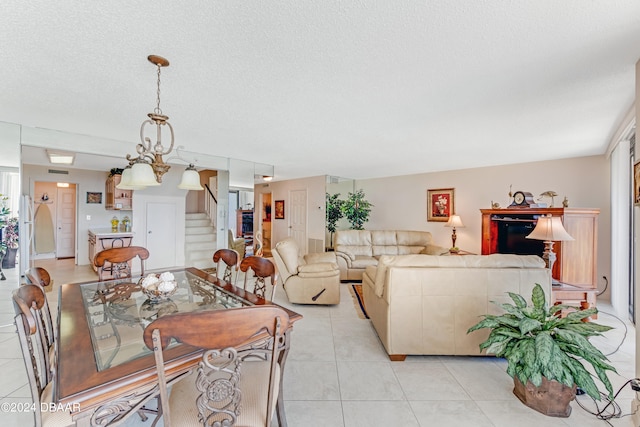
[542,240,557,280]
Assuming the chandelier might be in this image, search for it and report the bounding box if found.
[118,55,203,191]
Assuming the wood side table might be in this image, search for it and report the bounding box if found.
[551,282,598,319]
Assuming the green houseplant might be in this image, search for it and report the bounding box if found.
[341,189,373,230]
[467,284,616,417]
[325,193,343,248]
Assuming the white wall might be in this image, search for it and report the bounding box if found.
[22,163,191,266]
[255,175,326,250]
[22,164,111,265]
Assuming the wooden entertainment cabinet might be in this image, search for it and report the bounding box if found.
[480,207,599,290]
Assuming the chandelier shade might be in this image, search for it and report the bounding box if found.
[178,164,204,190]
[116,167,147,190]
[130,162,161,187]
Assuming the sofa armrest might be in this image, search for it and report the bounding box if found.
[334,251,353,267]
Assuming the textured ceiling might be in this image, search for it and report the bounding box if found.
[2,1,640,180]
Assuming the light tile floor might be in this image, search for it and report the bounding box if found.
[0,259,638,426]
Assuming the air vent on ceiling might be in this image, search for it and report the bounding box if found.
[48,169,69,175]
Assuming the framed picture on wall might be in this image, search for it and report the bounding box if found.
[274,200,285,219]
[427,188,454,222]
[86,192,102,204]
[635,161,640,205]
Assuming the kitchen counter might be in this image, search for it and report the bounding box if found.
[88,228,134,238]
[88,229,134,271]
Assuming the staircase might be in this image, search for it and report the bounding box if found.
[184,213,217,269]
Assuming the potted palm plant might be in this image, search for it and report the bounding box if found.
[341,189,373,230]
[326,193,343,248]
[467,283,616,417]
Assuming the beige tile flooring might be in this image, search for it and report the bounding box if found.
[0,259,638,426]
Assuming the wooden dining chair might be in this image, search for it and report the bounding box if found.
[25,267,53,290]
[23,268,56,355]
[239,256,278,301]
[94,246,150,281]
[13,284,74,427]
[213,248,239,283]
[143,305,290,427]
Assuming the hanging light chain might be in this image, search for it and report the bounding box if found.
[154,63,163,115]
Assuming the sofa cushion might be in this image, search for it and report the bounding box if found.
[351,256,379,269]
[336,230,372,246]
[398,245,425,255]
[373,245,399,257]
[396,230,433,246]
[371,230,398,245]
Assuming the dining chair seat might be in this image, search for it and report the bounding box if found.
[40,382,75,426]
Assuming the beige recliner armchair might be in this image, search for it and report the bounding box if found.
[272,238,340,305]
[228,229,246,259]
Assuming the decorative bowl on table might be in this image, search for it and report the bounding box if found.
[139,272,178,302]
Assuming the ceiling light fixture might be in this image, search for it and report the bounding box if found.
[47,150,75,165]
[121,55,203,191]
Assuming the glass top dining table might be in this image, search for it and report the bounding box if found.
[55,267,301,427]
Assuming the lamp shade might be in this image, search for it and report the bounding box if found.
[129,162,161,187]
[116,167,147,190]
[177,165,204,190]
[444,215,465,228]
[526,215,574,241]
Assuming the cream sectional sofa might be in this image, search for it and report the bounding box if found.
[333,230,449,281]
[362,253,551,360]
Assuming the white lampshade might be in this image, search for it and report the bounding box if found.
[526,215,574,242]
[129,162,160,187]
[444,215,465,228]
[177,165,204,190]
[116,167,147,190]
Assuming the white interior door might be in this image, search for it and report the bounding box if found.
[55,186,76,259]
[146,202,177,270]
[289,189,307,255]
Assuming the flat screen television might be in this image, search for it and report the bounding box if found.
[496,220,544,256]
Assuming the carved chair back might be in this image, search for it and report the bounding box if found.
[239,256,277,301]
[94,246,150,281]
[213,248,239,283]
[23,268,55,353]
[143,306,290,427]
[13,285,54,426]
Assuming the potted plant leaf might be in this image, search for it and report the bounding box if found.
[467,283,616,417]
[341,189,373,230]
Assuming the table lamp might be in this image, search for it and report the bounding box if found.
[526,214,573,283]
[444,215,465,249]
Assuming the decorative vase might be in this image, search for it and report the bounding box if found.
[2,247,18,269]
[513,376,576,417]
